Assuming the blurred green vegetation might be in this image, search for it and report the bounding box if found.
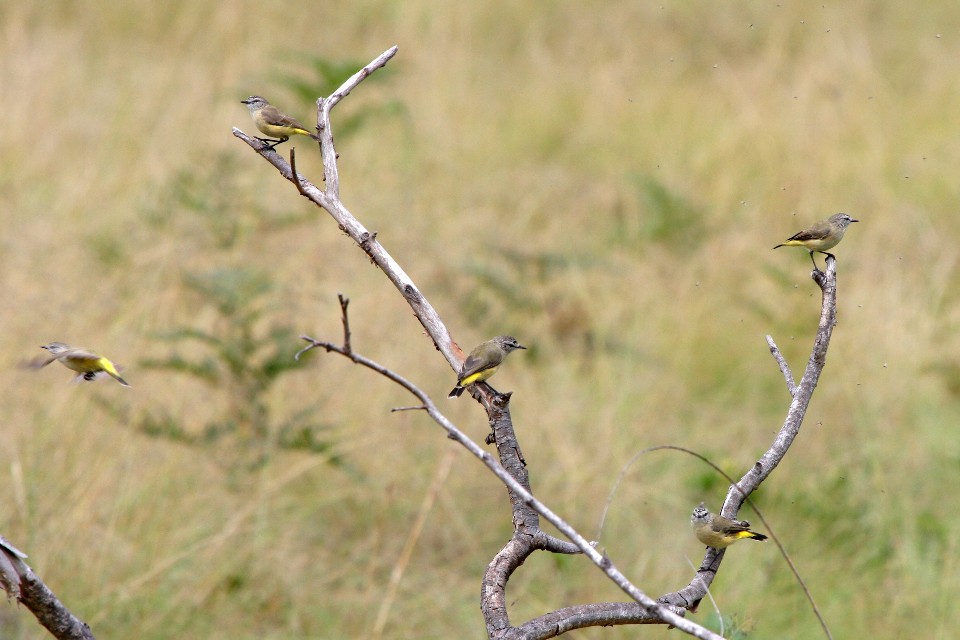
[2,2,960,639]
[133,147,344,472]
[137,267,336,468]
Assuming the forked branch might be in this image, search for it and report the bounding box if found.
[295,303,716,639]
[238,47,843,640]
[658,260,839,640]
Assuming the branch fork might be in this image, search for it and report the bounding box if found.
[234,47,844,640]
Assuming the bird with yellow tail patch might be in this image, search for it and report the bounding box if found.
[773,212,858,271]
[36,342,130,387]
[448,336,526,398]
[241,95,320,151]
[691,503,767,549]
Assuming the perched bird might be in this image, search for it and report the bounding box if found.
[773,213,858,271]
[448,336,526,398]
[690,503,767,549]
[37,342,130,387]
[240,95,320,150]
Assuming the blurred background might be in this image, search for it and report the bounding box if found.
[2,1,959,638]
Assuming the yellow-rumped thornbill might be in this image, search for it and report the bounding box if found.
[241,95,320,151]
[691,502,767,549]
[37,342,130,387]
[773,212,858,271]
[448,336,525,398]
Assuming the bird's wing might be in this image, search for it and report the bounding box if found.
[786,221,831,242]
[457,353,487,381]
[280,115,311,131]
[714,518,751,534]
[61,348,101,363]
[23,355,58,369]
[263,105,309,131]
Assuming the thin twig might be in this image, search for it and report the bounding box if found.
[289,147,309,198]
[324,45,398,113]
[766,335,796,396]
[338,293,352,355]
[294,338,328,361]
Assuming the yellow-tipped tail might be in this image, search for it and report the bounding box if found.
[97,357,130,387]
[736,530,767,542]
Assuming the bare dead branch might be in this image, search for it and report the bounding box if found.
[0,537,96,640]
[602,446,831,638]
[317,45,398,199]
[289,147,310,198]
[297,332,721,640]
[236,47,851,639]
[729,256,839,505]
[390,405,428,413]
[233,51,457,372]
[337,293,352,354]
[511,602,674,638]
[766,335,797,395]
[657,258,840,640]
[242,46,723,639]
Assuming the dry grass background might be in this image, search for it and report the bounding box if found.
[2,1,960,638]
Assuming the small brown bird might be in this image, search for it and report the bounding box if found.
[448,336,526,398]
[36,342,130,387]
[773,213,858,271]
[241,95,320,150]
[691,503,767,549]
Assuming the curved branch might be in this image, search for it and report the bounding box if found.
[731,257,839,506]
[298,333,722,640]
[0,536,96,640]
[288,147,310,198]
[658,257,840,634]
[514,601,685,639]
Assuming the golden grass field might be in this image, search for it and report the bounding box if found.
[2,2,960,638]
